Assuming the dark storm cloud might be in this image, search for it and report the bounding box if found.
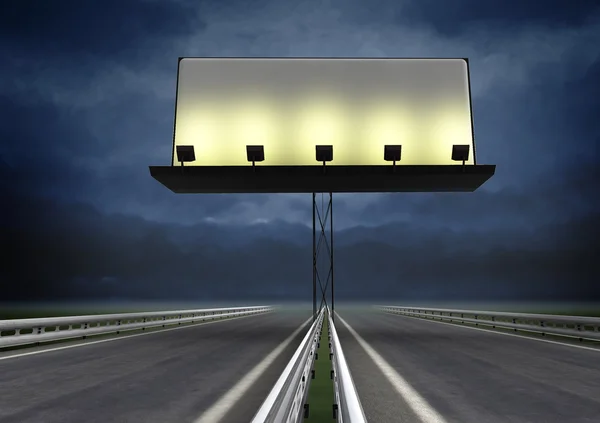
[560,57,600,140]
[471,44,600,174]
[356,160,600,230]
[330,0,600,30]
[1,0,200,61]
[0,94,101,199]
[394,0,600,35]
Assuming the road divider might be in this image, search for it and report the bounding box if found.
[252,307,324,423]
[0,306,272,349]
[252,307,367,422]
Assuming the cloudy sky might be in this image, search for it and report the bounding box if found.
[1,0,599,303]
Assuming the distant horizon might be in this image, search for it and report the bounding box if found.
[3,300,599,309]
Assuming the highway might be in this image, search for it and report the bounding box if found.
[335,307,600,423]
[0,308,310,423]
[2,305,599,423]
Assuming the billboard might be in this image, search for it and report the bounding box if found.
[171,58,476,167]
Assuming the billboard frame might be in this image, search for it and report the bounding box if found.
[151,56,495,194]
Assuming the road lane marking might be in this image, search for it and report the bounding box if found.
[337,314,449,423]
[382,311,600,353]
[0,312,270,361]
[193,317,311,423]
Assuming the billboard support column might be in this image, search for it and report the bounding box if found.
[330,192,334,323]
[313,193,334,321]
[312,193,317,322]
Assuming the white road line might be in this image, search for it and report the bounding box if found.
[383,311,600,353]
[337,314,449,423]
[194,317,311,423]
[0,312,268,362]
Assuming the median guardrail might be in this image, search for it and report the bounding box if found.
[252,307,325,423]
[329,308,367,423]
[379,305,600,342]
[0,306,272,348]
[252,307,367,423]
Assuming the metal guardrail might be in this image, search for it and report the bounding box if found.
[0,306,272,348]
[329,308,367,423]
[252,307,325,423]
[379,305,600,342]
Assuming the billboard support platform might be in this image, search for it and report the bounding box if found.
[149,58,496,320]
[150,164,494,193]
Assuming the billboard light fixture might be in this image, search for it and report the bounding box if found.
[452,144,470,172]
[316,145,333,174]
[246,145,265,172]
[384,145,402,172]
[176,145,196,167]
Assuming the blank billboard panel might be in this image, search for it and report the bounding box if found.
[172,58,476,167]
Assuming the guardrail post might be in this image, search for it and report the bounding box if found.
[540,321,545,336]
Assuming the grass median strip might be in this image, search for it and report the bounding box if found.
[305,312,335,421]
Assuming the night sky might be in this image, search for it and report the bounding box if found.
[1,0,599,303]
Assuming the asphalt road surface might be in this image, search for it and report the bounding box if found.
[335,307,600,423]
[0,308,310,423]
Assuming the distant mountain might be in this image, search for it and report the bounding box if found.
[141,212,565,254]
[3,189,599,302]
[165,219,311,250]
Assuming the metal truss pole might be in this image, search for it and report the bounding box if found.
[330,192,334,322]
[312,193,316,322]
[312,192,334,322]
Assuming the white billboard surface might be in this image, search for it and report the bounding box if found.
[172,58,475,166]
